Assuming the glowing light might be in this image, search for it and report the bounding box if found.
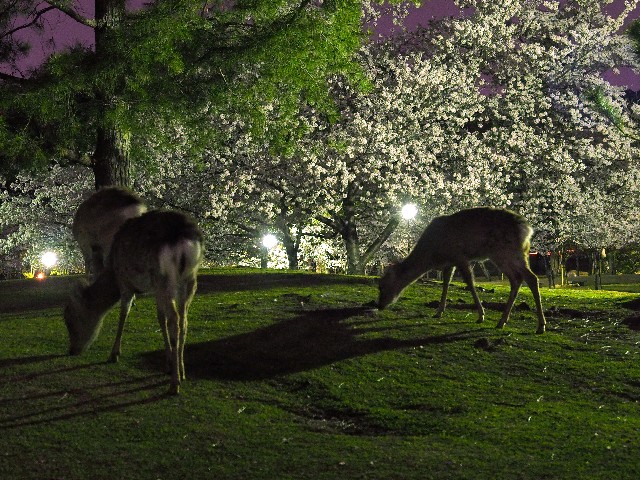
[401,204,418,220]
[41,251,58,268]
[262,234,278,249]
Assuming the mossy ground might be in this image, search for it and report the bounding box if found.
[1,270,640,479]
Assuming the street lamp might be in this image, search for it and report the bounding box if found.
[41,251,58,269]
[401,203,418,220]
[262,234,278,250]
[37,251,58,280]
[261,234,278,269]
[401,204,418,258]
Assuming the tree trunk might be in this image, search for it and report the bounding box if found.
[360,215,400,268]
[276,204,302,270]
[279,226,300,270]
[92,0,130,189]
[342,215,401,275]
[93,126,131,189]
[609,250,617,275]
[284,243,299,270]
[317,184,402,275]
[545,253,556,288]
[344,229,361,274]
[340,186,362,274]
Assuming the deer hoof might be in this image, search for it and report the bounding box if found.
[536,326,546,334]
[495,322,506,329]
[168,384,180,395]
[476,317,485,324]
[108,353,119,363]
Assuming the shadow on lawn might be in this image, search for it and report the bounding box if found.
[0,354,170,430]
[143,306,480,381]
[0,356,112,383]
[196,273,375,294]
[0,373,168,430]
[0,353,64,371]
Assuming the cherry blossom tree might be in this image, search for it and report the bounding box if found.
[411,0,640,281]
[192,40,488,273]
[0,163,91,277]
[136,0,640,275]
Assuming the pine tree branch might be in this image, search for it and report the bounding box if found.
[42,1,97,28]
[0,71,30,83]
[1,2,95,45]
[197,0,312,59]
[1,5,57,39]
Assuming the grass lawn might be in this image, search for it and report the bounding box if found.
[1,269,640,479]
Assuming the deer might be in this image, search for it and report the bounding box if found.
[64,210,203,394]
[378,207,546,334]
[72,186,147,277]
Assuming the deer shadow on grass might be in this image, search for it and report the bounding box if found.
[0,354,64,370]
[0,354,170,430]
[143,306,482,381]
[0,373,168,430]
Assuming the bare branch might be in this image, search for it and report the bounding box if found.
[361,214,400,266]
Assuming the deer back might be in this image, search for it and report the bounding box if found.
[413,207,532,268]
[72,187,147,260]
[108,210,203,295]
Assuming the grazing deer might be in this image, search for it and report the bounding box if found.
[72,187,147,276]
[378,207,546,334]
[64,210,203,394]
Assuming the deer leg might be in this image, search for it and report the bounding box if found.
[523,267,546,334]
[435,266,455,318]
[458,263,485,323]
[109,292,135,363]
[175,285,188,382]
[156,302,172,374]
[497,271,522,330]
[176,277,197,381]
[167,299,181,395]
[178,309,187,382]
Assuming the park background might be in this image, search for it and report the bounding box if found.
[3,0,640,283]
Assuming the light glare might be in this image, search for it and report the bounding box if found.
[262,234,278,249]
[41,251,58,268]
[401,204,418,220]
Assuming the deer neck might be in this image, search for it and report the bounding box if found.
[396,252,430,286]
[84,268,122,315]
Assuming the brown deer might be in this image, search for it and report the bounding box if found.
[72,187,147,276]
[378,207,546,334]
[64,210,203,394]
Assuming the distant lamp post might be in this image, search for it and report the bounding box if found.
[38,251,58,280]
[261,234,278,269]
[41,251,58,269]
[401,204,418,257]
[401,203,418,220]
[262,234,278,250]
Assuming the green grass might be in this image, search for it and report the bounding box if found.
[2,270,640,479]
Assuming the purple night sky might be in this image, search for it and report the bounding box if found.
[6,0,640,88]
